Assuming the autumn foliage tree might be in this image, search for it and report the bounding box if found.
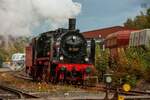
[0,36,29,62]
[124,8,150,29]
[122,8,150,86]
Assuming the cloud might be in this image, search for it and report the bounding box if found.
[0,0,81,37]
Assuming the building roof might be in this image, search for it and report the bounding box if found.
[82,26,135,39]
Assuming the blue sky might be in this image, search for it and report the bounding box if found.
[33,0,149,34]
[75,0,146,32]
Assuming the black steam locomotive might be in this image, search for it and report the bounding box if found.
[26,18,97,85]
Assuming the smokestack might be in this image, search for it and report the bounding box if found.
[69,18,76,30]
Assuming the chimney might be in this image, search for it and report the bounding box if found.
[69,18,76,30]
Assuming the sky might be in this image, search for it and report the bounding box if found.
[33,0,150,34]
[74,0,149,32]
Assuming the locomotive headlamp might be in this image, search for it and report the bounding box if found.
[47,52,50,56]
[60,56,64,60]
[72,36,77,40]
[85,57,89,62]
[85,67,91,74]
[56,42,60,46]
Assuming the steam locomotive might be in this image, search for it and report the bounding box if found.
[25,18,97,85]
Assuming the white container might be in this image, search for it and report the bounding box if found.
[129,29,150,48]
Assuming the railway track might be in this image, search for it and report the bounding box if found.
[13,72,150,99]
[14,73,150,95]
[13,73,33,81]
[0,84,39,99]
[81,84,150,98]
[0,87,18,99]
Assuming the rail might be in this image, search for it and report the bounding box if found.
[0,83,39,99]
[13,73,33,81]
[11,73,150,99]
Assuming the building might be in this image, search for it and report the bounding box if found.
[82,26,135,40]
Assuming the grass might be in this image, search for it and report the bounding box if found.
[0,73,81,93]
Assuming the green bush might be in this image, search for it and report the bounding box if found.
[94,41,150,87]
[95,44,109,81]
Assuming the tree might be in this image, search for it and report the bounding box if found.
[124,18,136,29]
[124,8,150,29]
[95,43,109,81]
[0,36,29,61]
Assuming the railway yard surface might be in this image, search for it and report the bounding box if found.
[0,67,150,100]
[0,67,108,100]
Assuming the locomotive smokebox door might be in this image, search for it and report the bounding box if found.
[69,18,76,30]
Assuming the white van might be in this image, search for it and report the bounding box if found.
[11,53,25,70]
